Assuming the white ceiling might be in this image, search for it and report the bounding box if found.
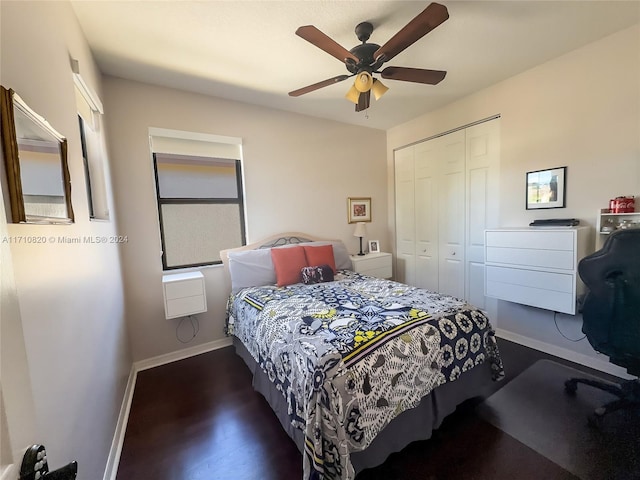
[70,1,640,130]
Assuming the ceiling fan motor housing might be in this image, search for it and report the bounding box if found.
[347,43,381,74]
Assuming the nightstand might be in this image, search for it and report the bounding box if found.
[162,271,207,319]
[350,252,392,279]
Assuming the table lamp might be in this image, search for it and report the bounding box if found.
[353,222,367,256]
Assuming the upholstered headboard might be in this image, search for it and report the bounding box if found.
[219,232,352,292]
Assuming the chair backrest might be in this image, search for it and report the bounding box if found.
[578,229,640,376]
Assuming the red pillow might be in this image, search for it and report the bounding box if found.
[304,245,337,273]
[271,246,308,286]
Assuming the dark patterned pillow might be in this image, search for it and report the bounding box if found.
[301,264,334,284]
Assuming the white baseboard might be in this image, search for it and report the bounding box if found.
[495,328,633,380]
[133,337,233,372]
[103,337,234,480]
[0,464,18,480]
[103,367,137,480]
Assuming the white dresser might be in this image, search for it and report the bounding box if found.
[350,252,393,279]
[484,227,591,314]
[162,271,207,319]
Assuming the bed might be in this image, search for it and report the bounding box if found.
[221,233,504,480]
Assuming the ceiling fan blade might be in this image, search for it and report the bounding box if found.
[374,3,449,62]
[296,25,359,63]
[355,90,371,112]
[289,74,351,97]
[381,66,447,85]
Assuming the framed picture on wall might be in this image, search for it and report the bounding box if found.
[347,197,371,223]
[526,167,566,209]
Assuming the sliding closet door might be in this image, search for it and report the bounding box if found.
[465,120,500,312]
[394,117,500,305]
[414,141,439,291]
[394,146,416,285]
[437,131,466,299]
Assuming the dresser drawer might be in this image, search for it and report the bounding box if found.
[358,265,393,279]
[485,246,575,271]
[351,253,392,279]
[487,266,574,293]
[358,255,389,270]
[486,265,575,314]
[166,295,206,319]
[486,230,574,250]
[164,278,204,300]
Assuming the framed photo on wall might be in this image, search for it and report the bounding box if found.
[368,240,380,253]
[526,167,566,210]
[347,197,371,223]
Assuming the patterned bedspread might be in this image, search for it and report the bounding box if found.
[226,271,504,480]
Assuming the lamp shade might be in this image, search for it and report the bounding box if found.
[371,79,389,100]
[353,222,367,238]
[345,85,360,104]
[354,71,373,93]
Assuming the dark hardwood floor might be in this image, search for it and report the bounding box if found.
[115,339,612,480]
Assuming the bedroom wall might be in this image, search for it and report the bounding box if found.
[386,24,640,376]
[0,2,131,479]
[102,77,388,362]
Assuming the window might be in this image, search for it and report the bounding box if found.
[150,129,246,270]
[78,115,94,218]
[73,62,109,220]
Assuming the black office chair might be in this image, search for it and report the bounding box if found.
[564,228,640,424]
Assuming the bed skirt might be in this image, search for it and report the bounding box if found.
[232,336,494,474]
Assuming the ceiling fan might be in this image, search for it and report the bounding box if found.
[288,2,449,112]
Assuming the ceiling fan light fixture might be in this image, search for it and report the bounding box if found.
[345,84,360,104]
[371,79,389,100]
[354,71,373,93]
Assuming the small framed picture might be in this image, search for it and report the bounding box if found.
[526,167,566,210]
[347,197,371,223]
[368,240,380,254]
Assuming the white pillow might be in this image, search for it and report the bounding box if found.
[228,249,276,293]
[325,241,353,271]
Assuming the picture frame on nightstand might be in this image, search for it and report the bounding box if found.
[368,240,380,253]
